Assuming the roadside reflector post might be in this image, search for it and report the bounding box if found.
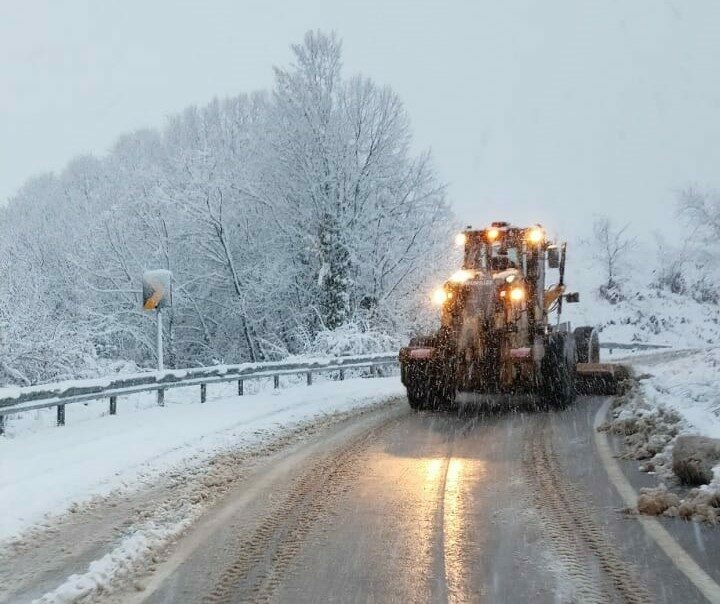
[238,379,244,396]
[157,389,165,407]
[142,269,172,375]
[200,383,207,403]
[157,308,164,372]
[57,404,65,426]
[109,396,117,415]
[306,372,312,386]
[273,375,280,389]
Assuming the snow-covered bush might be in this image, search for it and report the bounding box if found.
[305,323,399,357]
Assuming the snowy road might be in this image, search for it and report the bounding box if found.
[3,394,720,603]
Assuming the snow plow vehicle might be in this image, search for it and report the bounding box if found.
[399,222,622,411]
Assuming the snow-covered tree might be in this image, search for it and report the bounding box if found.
[0,30,453,385]
[589,215,637,303]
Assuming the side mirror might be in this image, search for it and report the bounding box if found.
[547,246,560,269]
[565,292,580,303]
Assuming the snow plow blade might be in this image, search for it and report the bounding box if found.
[576,363,629,395]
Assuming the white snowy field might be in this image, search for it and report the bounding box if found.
[563,236,720,350]
[630,347,720,442]
[0,374,404,543]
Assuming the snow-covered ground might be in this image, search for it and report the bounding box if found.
[563,237,720,349]
[633,348,720,441]
[0,374,404,544]
[603,348,720,521]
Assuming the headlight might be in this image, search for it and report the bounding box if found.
[527,226,544,244]
[509,286,525,302]
[455,232,467,246]
[486,227,500,242]
[450,269,473,283]
[432,288,449,305]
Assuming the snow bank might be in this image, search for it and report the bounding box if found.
[0,375,404,543]
[565,287,720,350]
[634,348,720,441]
[601,348,720,523]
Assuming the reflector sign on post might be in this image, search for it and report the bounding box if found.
[142,269,172,381]
[142,270,172,310]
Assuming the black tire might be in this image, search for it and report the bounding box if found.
[407,389,426,410]
[406,380,455,411]
[403,362,456,412]
[541,333,577,408]
[574,326,600,364]
[426,379,457,412]
[403,362,430,410]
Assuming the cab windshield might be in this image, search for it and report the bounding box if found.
[464,241,522,273]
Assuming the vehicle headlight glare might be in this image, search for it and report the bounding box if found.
[510,287,525,302]
[450,269,473,283]
[432,288,448,305]
[528,227,544,244]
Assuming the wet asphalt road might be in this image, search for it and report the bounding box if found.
[131,396,720,604]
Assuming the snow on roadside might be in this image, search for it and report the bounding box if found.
[601,348,720,522]
[0,375,404,544]
[633,348,720,441]
[34,523,188,604]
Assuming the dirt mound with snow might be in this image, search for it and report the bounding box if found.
[599,370,720,524]
[599,379,684,479]
[672,435,720,486]
[637,486,720,524]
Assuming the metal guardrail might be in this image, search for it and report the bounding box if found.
[600,342,672,351]
[0,353,399,435]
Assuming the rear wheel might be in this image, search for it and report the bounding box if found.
[541,333,577,408]
[574,326,600,363]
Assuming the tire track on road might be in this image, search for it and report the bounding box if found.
[527,419,652,604]
[201,412,405,604]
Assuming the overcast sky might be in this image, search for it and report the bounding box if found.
[3,0,719,240]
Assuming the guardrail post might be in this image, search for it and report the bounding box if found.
[274,375,280,389]
[200,383,207,403]
[369,365,377,377]
[238,379,244,396]
[0,415,5,436]
[157,389,165,407]
[339,369,345,381]
[306,372,312,386]
[109,396,117,415]
[57,404,65,426]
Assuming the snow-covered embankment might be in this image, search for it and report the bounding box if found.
[601,348,720,522]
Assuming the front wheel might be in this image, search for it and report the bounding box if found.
[541,333,577,408]
[426,379,457,411]
[402,360,456,412]
[406,383,429,411]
